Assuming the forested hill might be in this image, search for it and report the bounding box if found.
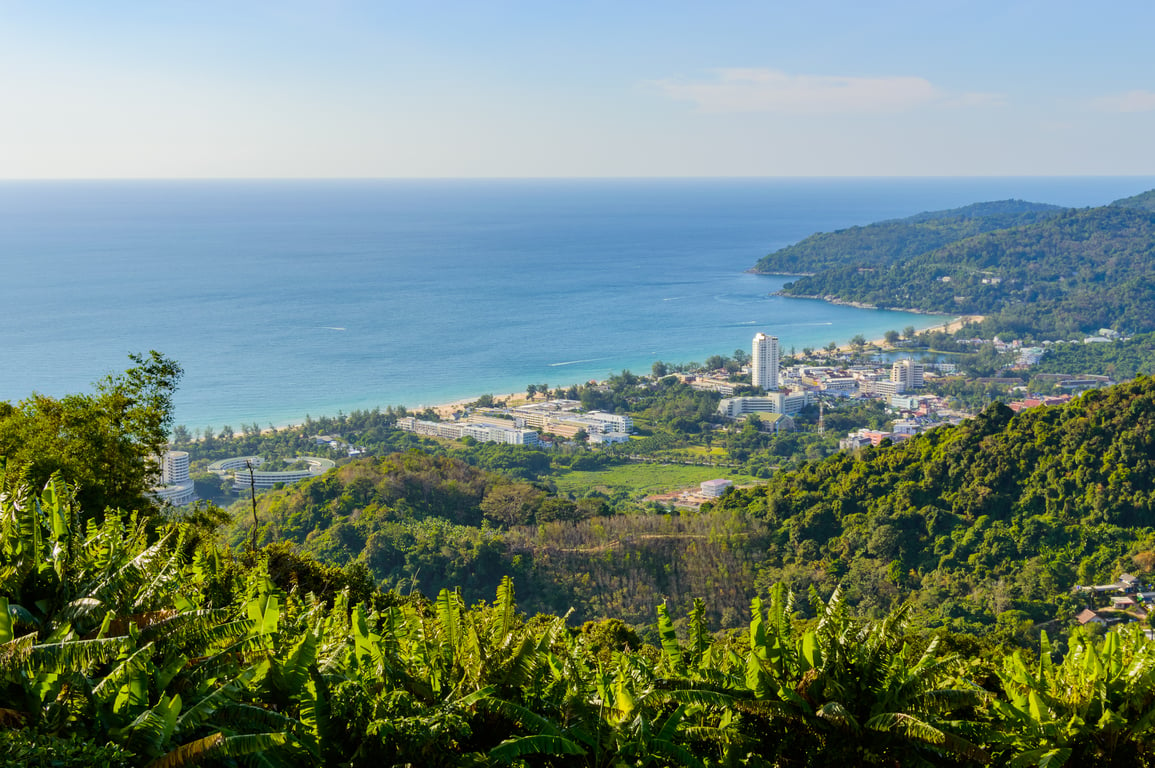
[712,376,1155,631]
[751,198,1063,274]
[775,202,1155,337]
[1112,188,1155,212]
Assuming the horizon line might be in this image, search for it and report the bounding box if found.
[2,173,1155,183]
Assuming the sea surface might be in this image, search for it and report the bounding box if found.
[1,177,1152,431]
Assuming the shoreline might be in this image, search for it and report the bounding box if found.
[243,313,980,435]
[834,314,983,354]
[382,314,981,426]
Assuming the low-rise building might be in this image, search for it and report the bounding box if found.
[687,376,736,396]
[700,479,733,498]
[396,416,539,446]
[840,428,910,448]
[839,434,873,451]
[718,391,810,419]
[207,455,336,491]
[584,410,634,433]
[822,377,859,397]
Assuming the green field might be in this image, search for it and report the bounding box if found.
[552,462,763,497]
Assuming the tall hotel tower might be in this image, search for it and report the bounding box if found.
[752,332,779,390]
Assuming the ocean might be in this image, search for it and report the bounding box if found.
[1,177,1151,431]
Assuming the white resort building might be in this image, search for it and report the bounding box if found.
[718,391,810,418]
[395,416,540,446]
[752,333,780,390]
[152,450,197,506]
[207,455,337,491]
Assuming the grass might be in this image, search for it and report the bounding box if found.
[553,462,763,497]
[681,445,729,458]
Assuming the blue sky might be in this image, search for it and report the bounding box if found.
[1,1,1152,177]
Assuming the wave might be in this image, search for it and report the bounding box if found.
[549,356,612,367]
[662,296,688,301]
[321,326,347,331]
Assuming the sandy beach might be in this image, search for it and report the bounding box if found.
[419,316,984,418]
[430,391,527,419]
[832,315,983,355]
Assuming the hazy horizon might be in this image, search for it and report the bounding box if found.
[2,2,1152,179]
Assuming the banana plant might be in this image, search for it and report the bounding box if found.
[994,625,1155,766]
[737,585,987,766]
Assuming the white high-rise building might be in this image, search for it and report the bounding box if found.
[161,451,190,484]
[152,450,195,506]
[752,333,779,390]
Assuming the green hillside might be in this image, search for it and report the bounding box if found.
[1113,188,1155,212]
[1031,332,1155,381]
[752,199,1063,274]
[712,376,1155,631]
[776,203,1155,337]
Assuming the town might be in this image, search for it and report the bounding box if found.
[154,323,1126,509]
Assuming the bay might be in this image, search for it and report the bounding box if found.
[0,176,1151,431]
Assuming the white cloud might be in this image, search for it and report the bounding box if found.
[656,68,998,115]
[941,91,1007,108]
[1092,90,1155,113]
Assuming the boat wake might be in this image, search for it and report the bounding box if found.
[549,356,612,367]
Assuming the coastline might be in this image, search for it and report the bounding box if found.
[773,291,955,316]
[417,314,981,422]
[257,313,979,434]
[840,314,983,354]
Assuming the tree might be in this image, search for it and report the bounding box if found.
[850,333,867,350]
[652,361,669,378]
[0,351,182,519]
[884,329,901,345]
[526,384,538,400]
[903,325,918,340]
[480,483,546,527]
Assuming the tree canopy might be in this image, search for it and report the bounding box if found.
[0,351,181,519]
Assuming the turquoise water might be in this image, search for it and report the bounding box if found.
[1,177,1151,431]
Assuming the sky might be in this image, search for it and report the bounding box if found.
[1,1,1152,178]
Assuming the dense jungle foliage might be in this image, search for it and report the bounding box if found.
[217,449,768,627]
[7,472,1155,766]
[752,199,1064,274]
